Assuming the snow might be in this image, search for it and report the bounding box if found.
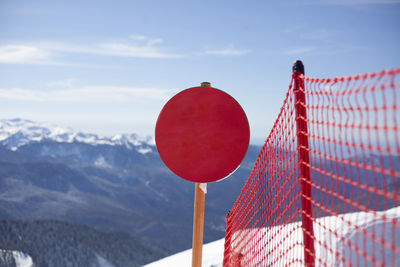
[0,249,34,267]
[199,183,207,194]
[96,253,115,267]
[1,249,114,267]
[94,156,113,168]
[233,206,400,266]
[138,147,153,154]
[13,251,33,267]
[142,206,400,267]
[143,239,224,267]
[0,118,154,153]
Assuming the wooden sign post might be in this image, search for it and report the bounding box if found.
[191,82,210,267]
[192,182,205,267]
[155,82,249,267]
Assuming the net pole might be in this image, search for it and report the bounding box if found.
[293,60,315,266]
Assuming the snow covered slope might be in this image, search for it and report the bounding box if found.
[143,206,400,267]
[0,118,154,153]
[143,238,224,267]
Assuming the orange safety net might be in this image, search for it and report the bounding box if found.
[223,64,400,267]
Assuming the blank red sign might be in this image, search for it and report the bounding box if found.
[155,86,249,183]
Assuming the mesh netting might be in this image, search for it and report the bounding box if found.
[223,66,400,266]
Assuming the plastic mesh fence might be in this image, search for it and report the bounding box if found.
[223,66,400,267]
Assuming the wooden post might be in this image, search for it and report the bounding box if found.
[192,182,206,267]
[191,81,211,267]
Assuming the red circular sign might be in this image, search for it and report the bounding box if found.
[155,86,250,183]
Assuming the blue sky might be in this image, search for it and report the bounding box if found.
[0,0,399,144]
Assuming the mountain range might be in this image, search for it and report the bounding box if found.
[1,118,397,266]
[0,118,260,266]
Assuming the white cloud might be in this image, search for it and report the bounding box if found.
[93,43,181,58]
[0,38,250,65]
[0,45,104,67]
[128,35,148,41]
[0,45,52,64]
[283,44,365,56]
[0,35,183,65]
[0,86,175,103]
[47,79,76,88]
[40,41,182,59]
[128,35,164,45]
[205,45,251,56]
[39,36,182,59]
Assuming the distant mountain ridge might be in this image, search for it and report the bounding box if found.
[0,118,154,154]
[0,118,260,261]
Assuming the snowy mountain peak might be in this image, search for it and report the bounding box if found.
[0,118,154,154]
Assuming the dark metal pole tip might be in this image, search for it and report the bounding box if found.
[293,60,304,75]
